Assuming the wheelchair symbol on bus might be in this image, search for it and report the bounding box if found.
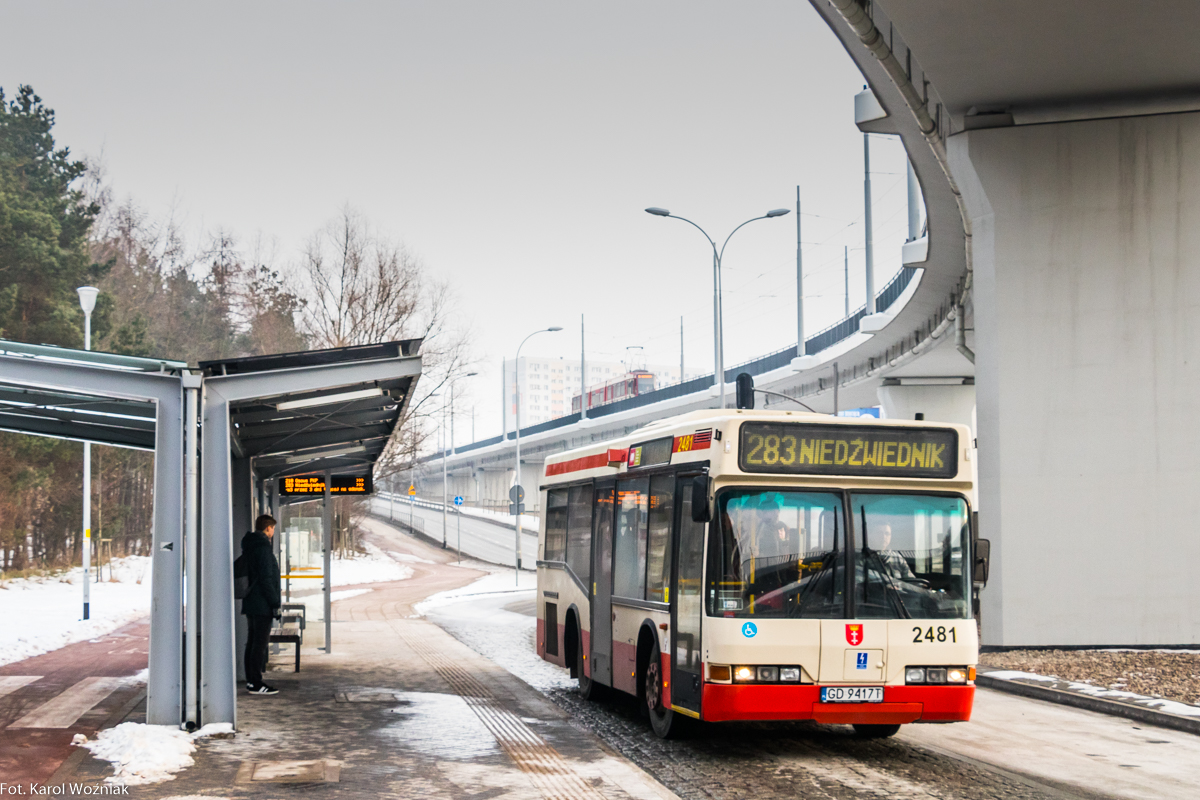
[741,622,757,638]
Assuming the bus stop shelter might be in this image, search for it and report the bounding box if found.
[0,338,422,728]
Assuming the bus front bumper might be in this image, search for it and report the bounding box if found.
[700,684,974,724]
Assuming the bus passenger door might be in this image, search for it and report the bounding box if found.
[670,475,705,713]
[590,483,615,687]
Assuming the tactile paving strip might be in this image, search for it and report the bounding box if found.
[397,621,607,800]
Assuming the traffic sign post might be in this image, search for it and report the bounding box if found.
[454,496,463,506]
[408,485,416,496]
[509,503,525,516]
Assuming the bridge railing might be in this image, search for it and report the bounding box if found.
[441,266,918,457]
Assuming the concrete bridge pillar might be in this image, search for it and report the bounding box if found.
[877,380,976,437]
[950,112,1200,647]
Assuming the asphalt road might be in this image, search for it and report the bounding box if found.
[369,495,538,569]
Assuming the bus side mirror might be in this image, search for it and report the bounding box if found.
[735,372,755,410]
[691,475,712,523]
[973,538,991,585]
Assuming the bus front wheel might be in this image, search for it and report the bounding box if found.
[577,634,603,701]
[852,723,901,739]
[645,642,683,739]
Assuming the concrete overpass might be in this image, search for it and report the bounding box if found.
[430,2,1200,649]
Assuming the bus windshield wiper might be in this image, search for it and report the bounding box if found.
[860,507,911,619]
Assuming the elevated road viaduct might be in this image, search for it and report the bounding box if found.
[429,1,1200,650]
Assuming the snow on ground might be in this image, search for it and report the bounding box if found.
[0,535,410,669]
[414,569,537,616]
[78,722,233,785]
[328,538,414,586]
[986,669,1200,717]
[0,556,152,667]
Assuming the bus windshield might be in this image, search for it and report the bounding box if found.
[707,489,971,620]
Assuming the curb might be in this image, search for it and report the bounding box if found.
[976,669,1200,736]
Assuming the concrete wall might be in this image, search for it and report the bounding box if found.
[952,112,1200,646]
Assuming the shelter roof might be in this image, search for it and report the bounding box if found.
[200,340,423,480]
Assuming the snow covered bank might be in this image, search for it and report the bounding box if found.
[78,722,233,785]
[0,556,152,667]
[329,539,414,586]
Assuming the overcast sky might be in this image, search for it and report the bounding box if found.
[2,1,914,444]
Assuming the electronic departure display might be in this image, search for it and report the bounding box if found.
[739,422,958,479]
[279,475,375,496]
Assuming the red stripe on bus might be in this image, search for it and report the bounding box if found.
[545,448,625,477]
[699,684,973,723]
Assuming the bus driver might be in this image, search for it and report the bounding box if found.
[876,523,917,581]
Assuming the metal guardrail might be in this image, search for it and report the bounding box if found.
[443,267,917,457]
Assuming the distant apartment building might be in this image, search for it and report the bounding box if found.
[501,357,695,429]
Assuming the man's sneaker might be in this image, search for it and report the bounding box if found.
[246,682,253,691]
[247,683,278,695]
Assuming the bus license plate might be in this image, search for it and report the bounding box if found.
[821,686,883,703]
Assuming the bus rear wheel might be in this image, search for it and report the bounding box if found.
[852,723,901,739]
[645,642,683,739]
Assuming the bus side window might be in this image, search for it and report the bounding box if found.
[613,478,649,599]
[645,475,674,602]
[566,484,593,581]
[545,488,569,561]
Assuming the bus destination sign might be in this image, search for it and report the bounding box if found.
[739,422,958,479]
[279,475,375,496]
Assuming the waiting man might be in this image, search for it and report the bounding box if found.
[241,514,281,695]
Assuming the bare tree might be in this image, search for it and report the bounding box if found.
[297,207,474,482]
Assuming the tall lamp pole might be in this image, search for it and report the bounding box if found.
[513,326,563,584]
[645,207,790,408]
[77,286,99,620]
[443,372,477,548]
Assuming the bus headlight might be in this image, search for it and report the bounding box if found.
[946,668,968,683]
[925,668,948,683]
[734,666,755,682]
[905,667,926,684]
[756,666,779,682]
[779,667,800,682]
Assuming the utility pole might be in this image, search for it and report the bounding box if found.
[441,404,448,547]
[796,185,804,354]
[844,246,850,318]
[580,314,587,419]
[501,358,507,441]
[680,316,685,384]
[864,133,876,314]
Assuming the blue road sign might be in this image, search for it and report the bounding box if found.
[454,496,464,506]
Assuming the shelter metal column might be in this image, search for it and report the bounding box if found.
[322,469,332,653]
[147,379,185,725]
[200,384,238,727]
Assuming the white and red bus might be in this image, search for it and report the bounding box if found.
[571,370,656,414]
[536,407,988,738]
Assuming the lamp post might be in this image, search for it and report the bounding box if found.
[645,207,790,408]
[443,372,477,548]
[77,286,99,620]
[514,326,563,584]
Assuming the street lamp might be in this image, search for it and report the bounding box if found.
[645,208,790,408]
[77,286,99,621]
[443,372,477,548]
[513,326,563,584]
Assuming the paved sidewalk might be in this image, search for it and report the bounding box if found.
[63,518,677,800]
[0,620,148,784]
